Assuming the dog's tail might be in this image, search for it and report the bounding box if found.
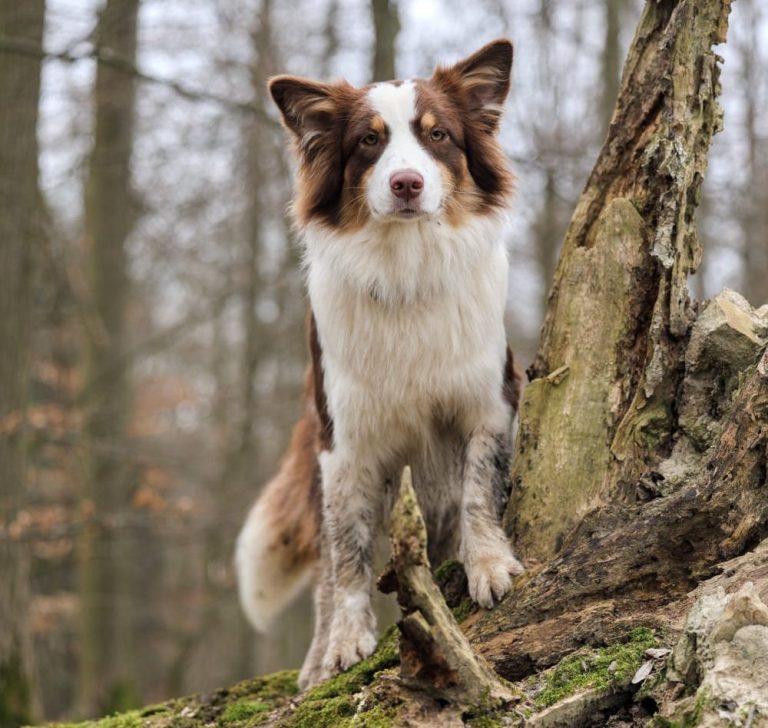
[235,405,322,632]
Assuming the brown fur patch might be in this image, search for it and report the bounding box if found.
[263,383,322,569]
[428,39,515,212]
[270,75,364,227]
[370,115,386,134]
[503,344,523,412]
[420,111,437,129]
[308,310,334,450]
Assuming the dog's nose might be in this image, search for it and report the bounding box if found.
[390,170,424,201]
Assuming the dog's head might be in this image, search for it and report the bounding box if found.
[269,40,514,231]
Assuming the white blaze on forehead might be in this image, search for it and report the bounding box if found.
[366,81,418,139]
[364,81,444,218]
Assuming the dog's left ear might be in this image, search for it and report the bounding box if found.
[432,39,513,133]
[269,76,354,161]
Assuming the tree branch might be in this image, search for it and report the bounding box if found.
[378,466,514,706]
[0,35,281,126]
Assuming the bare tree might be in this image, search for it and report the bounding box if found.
[371,0,400,82]
[77,0,141,716]
[600,0,627,134]
[736,1,768,305]
[0,2,46,725]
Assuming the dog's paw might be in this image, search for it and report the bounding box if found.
[466,550,524,609]
[321,625,377,676]
[298,661,327,692]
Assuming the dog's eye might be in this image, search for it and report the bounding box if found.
[429,128,447,142]
[360,132,379,146]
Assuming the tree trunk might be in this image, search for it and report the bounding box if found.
[600,0,625,136]
[77,0,140,716]
[0,2,46,725]
[370,0,399,82]
[507,0,732,563]
[737,2,768,307]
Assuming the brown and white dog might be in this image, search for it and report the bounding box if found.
[235,39,524,690]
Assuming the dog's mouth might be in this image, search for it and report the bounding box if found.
[370,201,430,222]
[397,208,421,219]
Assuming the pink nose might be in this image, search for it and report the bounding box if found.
[390,170,424,201]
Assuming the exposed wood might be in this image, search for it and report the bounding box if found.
[379,467,513,705]
[471,347,768,681]
[508,0,733,562]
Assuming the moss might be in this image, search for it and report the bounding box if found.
[277,628,400,728]
[433,559,464,583]
[352,704,399,727]
[279,694,356,728]
[52,710,145,728]
[228,669,300,702]
[533,627,657,708]
[433,559,471,610]
[281,697,401,728]
[451,598,474,624]
[304,627,399,701]
[220,700,270,724]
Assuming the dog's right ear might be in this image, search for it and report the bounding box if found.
[269,76,347,157]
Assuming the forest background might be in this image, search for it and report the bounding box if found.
[1,0,767,723]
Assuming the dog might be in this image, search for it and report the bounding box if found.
[235,38,524,690]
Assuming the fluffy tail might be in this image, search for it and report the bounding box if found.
[235,409,322,632]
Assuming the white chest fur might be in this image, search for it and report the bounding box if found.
[304,215,510,458]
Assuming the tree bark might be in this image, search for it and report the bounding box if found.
[507,0,732,562]
[0,1,46,725]
[77,0,141,716]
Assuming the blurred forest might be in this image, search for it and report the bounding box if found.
[1,0,767,724]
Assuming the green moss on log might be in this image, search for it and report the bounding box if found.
[47,670,300,728]
[220,700,270,724]
[302,626,398,702]
[530,627,657,708]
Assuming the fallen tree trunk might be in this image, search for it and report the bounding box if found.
[58,0,768,726]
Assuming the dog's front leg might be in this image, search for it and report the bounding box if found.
[318,450,379,679]
[461,420,524,609]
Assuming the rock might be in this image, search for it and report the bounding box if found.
[678,289,767,450]
[660,582,768,725]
